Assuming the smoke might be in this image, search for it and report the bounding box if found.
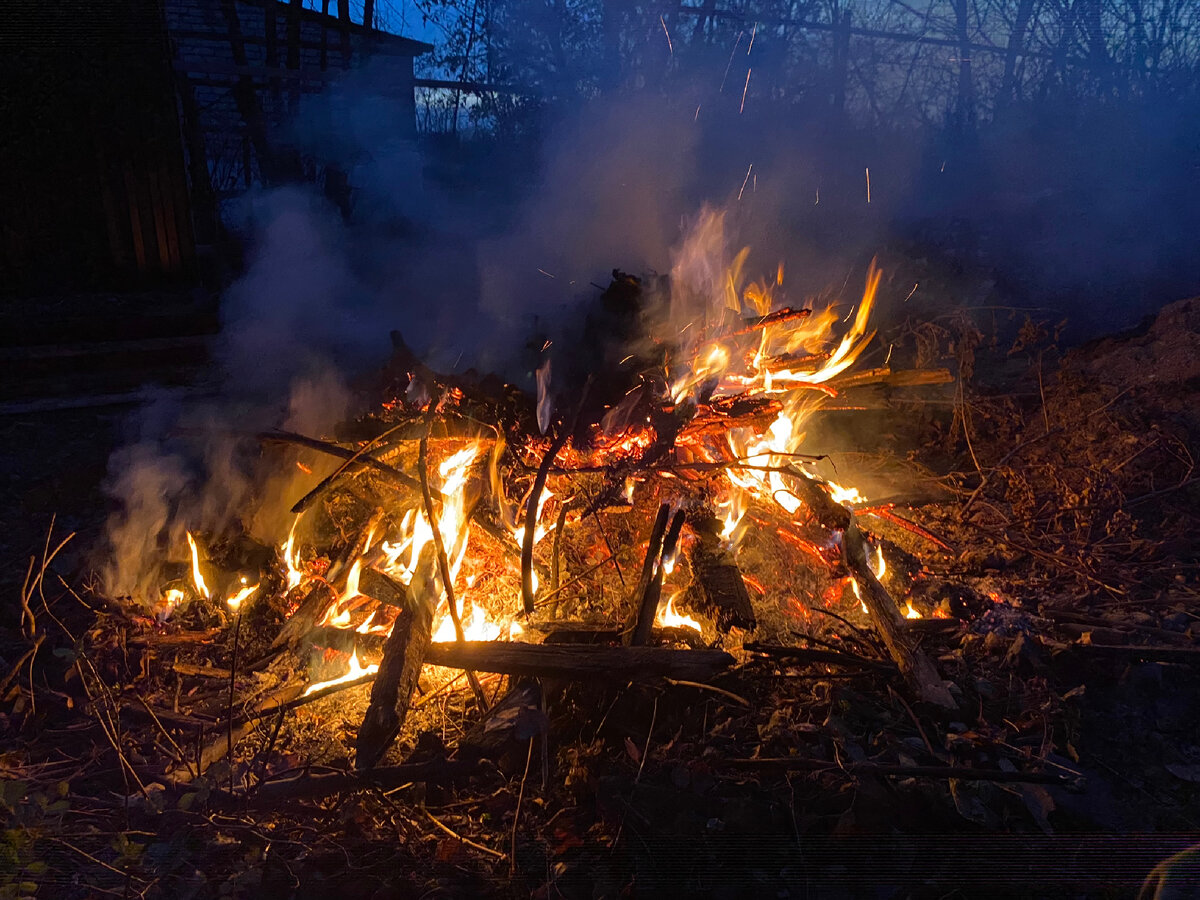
[98,189,367,606]
[98,40,1200,605]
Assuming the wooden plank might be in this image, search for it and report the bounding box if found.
[157,159,182,272]
[123,163,147,273]
[424,641,736,681]
[146,167,172,272]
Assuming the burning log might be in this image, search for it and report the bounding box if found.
[355,549,437,771]
[271,582,335,651]
[357,566,408,609]
[686,513,757,632]
[423,641,735,682]
[787,467,956,709]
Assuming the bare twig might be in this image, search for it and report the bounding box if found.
[718,757,1081,785]
[510,736,534,877]
[426,809,505,859]
[663,678,750,707]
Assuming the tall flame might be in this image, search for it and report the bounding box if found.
[186,532,210,599]
[667,220,880,550]
[282,520,303,591]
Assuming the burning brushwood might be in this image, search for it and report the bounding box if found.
[113,209,973,801]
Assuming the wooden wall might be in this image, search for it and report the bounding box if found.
[1,0,196,296]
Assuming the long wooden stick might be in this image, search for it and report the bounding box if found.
[521,428,569,614]
[787,466,956,709]
[630,508,685,646]
[718,757,1081,785]
[258,429,424,493]
[622,504,671,646]
[425,641,735,682]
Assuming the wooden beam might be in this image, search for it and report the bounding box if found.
[424,641,736,682]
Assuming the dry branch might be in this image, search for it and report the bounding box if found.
[258,429,423,493]
[744,641,896,672]
[170,683,305,782]
[623,504,671,646]
[229,759,478,808]
[522,427,569,614]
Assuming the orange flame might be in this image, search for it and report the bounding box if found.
[226,578,258,611]
[282,519,304,591]
[657,592,702,633]
[186,532,210,599]
[303,649,379,696]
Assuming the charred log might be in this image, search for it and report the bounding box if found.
[686,513,757,632]
[355,549,437,771]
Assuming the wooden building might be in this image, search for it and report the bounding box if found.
[1,0,429,302]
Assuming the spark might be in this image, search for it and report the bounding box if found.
[660,15,673,54]
[884,343,894,365]
[738,163,754,201]
[903,282,918,302]
[865,167,871,203]
[537,268,556,279]
[694,104,701,121]
[720,32,744,92]
[740,68,752,113]
[747,22,757,53]
[815,188,820,205]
